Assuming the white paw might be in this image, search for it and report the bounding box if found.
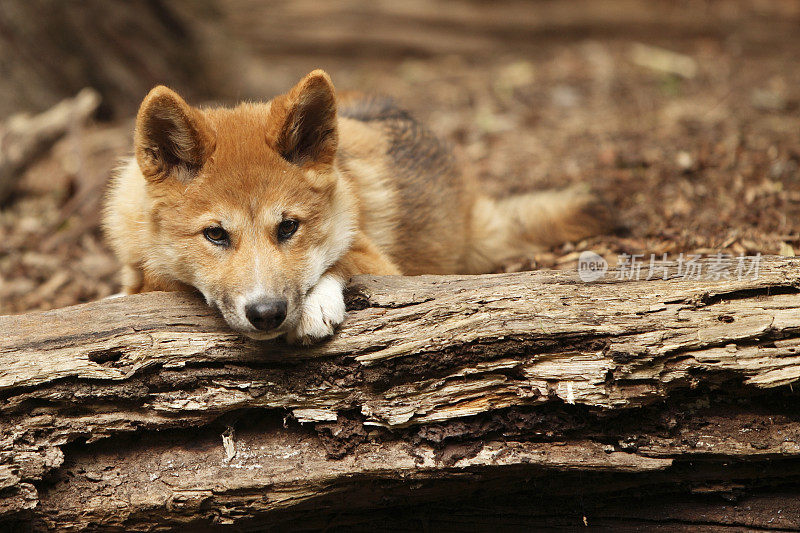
[288,274,346,345]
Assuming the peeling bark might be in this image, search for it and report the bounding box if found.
[2,257,800,530]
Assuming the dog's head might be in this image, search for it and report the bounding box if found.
[133,70,355,339]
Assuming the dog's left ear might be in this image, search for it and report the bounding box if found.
[273,70,338,167]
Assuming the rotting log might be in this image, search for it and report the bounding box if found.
[2,256,800,530]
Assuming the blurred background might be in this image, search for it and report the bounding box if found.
[0,0,798,314]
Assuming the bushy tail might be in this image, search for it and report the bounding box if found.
[465,186,611,273]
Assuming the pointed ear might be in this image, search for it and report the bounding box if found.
[273,70,338,167]
[134,86,214,182]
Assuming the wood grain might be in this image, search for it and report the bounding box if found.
[2,256,800,529]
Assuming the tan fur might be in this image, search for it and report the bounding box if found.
[104,70,608,343]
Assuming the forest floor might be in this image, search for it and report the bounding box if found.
[1,0,798,314]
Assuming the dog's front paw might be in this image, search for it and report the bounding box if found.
[287,274,346,345]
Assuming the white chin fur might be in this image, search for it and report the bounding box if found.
[242,329,285,341]
[287,274,346,345]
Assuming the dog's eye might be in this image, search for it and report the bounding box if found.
[203,226,229,246]
[277,219,299,241]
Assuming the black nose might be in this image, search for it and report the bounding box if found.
[245,299,287,331]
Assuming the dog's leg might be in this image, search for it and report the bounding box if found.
[287,233,400,344]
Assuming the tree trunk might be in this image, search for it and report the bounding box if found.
[0,0,230,119]
[2,256,800,530]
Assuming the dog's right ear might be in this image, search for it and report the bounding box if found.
[134,86,214,182]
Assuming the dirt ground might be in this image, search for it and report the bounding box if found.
[1,0,798,315]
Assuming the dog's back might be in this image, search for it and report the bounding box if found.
[337,95,473,274]
[336,94,606,275]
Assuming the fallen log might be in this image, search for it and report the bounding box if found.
[2,256,800,530]
[0,88,100,204]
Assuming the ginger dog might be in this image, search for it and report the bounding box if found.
[104,70,606,343]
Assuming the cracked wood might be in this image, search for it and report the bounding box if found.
[1,256,800,529]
